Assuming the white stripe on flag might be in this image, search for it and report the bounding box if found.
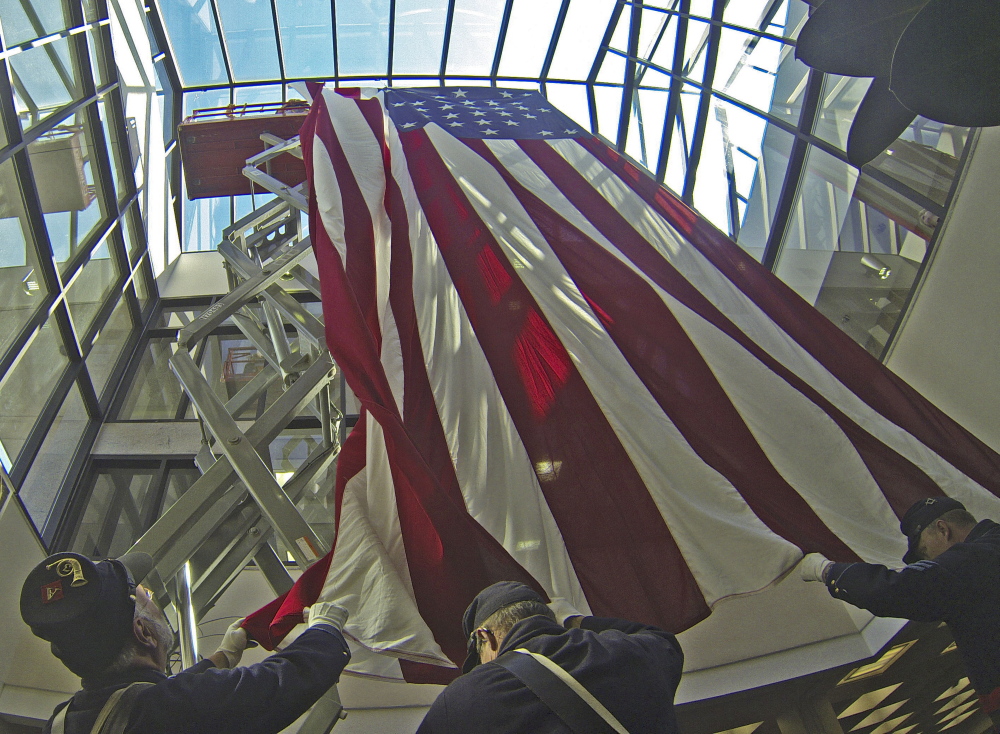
[547,138,1000,520]
[426,125,801,605]
[384,120,591,612]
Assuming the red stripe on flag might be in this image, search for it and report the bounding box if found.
[312,97,382,349]
[401,129,710,633]
[581,138,1000,503]
[467,139,858,561]
[304,97,542,667]
[519,140,943,518]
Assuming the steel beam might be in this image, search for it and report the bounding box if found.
[169,350,328,568]
[128,353,335,579]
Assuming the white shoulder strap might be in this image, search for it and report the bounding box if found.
[513,649,630,734]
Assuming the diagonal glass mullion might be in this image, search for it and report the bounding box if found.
[538,0,573,94]
[208,0,235,90]
[680,0,723,202]
[269,0,286,84]
[438,0,457,83]
[489,0,516,84]
[616,0,643,152]
[655,0,688,181]
[586,0,627,133]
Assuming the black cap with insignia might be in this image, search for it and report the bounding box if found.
[900,496,966,564]
[20,551,153,678]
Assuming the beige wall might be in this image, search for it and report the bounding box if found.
[887,127,1000,453]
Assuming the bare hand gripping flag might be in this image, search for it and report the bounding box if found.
[243,85,1000,682]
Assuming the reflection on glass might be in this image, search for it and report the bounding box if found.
[0,156,49,360]
[0,0,70,48]
[133,261,153,312]
[70,467,156,557]
[39,114,106,267]
[10,38,82,131]
[67,238,119,337]
[86,293,133,399]
[197,335,281,419]
[116,337,186,419]
[158,0,229,87]
[160,465,200,515]
[0,318,69,466]
[812,74,871,151]
[216,0,281,82]
[869,122,969,208]
[97,98,127,198]
[737,122,794,260]
[776,146,930,357]
[19,383,89,534]
[498,0,562,78]
[716,29,788,115]
[184,194,231,251]
[275,0,335,78]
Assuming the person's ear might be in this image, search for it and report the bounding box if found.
[133,615,158,651]
[935,519,954,541]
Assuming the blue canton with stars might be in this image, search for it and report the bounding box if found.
[383,87,584,140]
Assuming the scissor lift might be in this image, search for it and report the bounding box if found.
[128,132,350,731]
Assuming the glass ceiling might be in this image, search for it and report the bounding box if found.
[153,0,974,360]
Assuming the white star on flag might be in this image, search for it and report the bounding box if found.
[524,114,537,119]
[402,122,418,128]
[453,90,467,97]
[472,110,487,117]
[449,121,464,127]
[565,129,579,134]
[439,104,454,110]
[444,113,459,119]
[541,130,553,136]
[498,111,512,117]
[476,119,491,125]
[500,91,513,97]
[505,120,519,126]
[484,129,498,135]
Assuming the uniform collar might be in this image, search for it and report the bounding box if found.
[497,615,566,657]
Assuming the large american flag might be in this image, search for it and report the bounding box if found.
[243,85,1000,683]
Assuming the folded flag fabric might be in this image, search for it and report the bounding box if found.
[242,84,1000,683]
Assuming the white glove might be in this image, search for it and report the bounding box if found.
[547,597,586,627]
[215,619,249,667]
[799,553,833,583]
[305,602,349,632]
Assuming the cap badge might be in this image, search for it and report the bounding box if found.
[41,579,64,604]
[46,557,88,588]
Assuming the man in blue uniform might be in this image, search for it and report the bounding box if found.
[417,581,684,733]
[800,496,1000,728]
[20,551,351,734]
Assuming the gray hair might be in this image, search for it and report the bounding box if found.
[475,600,554,655]
[940,508,978,529]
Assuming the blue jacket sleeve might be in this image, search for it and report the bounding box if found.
[825,559,960,622]
[130,626,351,734]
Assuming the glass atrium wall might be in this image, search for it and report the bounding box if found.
[0,0,176,543]
[159,0,973,360]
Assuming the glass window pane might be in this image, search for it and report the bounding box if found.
[0,318,70,466]
[736,123,795,261]
[391,0,444,77]
[133,260,154,312]
[445,0,505,77]
[40,112,107,267]
[87,293,134,399]
[715,29,787,115]
[593,83,622,142]
[216,0,281,83]
[813,74,871,151]
[67,238,119,336]
[159,0,229,87]
[0,0,71,48]
[183,88,232,117]
[18,383,89,534]
[160,464,200,515]
[0,156,51,359]
[869,121,969,208]
[276,0,334,79]
[116,337,187,419]
[70,467,157,557]
[335,0,389,77]
[184,194,231,251]
[497,0,562,78]
[10,38,83,132]
[97,97,128,199]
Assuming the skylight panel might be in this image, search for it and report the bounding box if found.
[276,0,335,79]
[497,0,562,78]
[446,0,506,76]
[216,0,282,83]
